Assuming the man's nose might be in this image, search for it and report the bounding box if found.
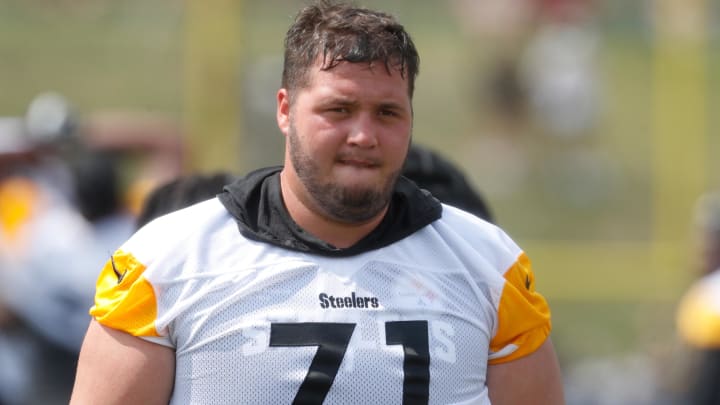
[347,113,378,148]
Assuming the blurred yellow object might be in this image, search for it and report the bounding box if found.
[123,177,160,219]
[677,274,720,349]
[0,176,40,241]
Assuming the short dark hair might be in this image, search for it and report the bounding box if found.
[402,144,494,223]
[282,0,419,98]
[135,172,235,229]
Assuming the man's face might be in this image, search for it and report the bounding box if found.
[277,60,413,224]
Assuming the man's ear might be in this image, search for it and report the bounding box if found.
[276,88,290,136]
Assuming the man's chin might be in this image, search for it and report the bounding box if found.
[338,184,381,201]
[314,183,391,223]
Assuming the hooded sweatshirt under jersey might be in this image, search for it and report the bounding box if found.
[90,166,551,405]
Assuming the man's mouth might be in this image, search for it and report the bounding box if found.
[338,157,379,168]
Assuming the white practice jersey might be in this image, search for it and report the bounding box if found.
[91,169,551,405]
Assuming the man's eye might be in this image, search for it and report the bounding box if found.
[328,107,348,113]
[379,109,398,117]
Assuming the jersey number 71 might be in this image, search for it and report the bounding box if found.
[270,321,430,405]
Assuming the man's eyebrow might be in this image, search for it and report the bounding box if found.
[379,101,403,108]
[316,96,407,111]
[378,101,408,112]
[319,96,356,106]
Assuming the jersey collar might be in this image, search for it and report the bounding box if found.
[219,166,442,257]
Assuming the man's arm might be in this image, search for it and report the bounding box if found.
[71,320,175,405]
[487,338,565,405]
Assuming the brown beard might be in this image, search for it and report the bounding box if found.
[287,122,400,223]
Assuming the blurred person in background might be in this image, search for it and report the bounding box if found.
[72,2,563,404]
[0,93,104,404]
[0,93,182,404]
[519,0,601,138]
[451,0,601,140]
[676,191,720,404]
[402,144,494,224]
[78,110,185,217]
[135,172,236,230]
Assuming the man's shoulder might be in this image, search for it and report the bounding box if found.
[142,196,226,230]
[430,204,524,265]
[124,198,232,259]
[436,204,511,244]
[438,203,495,228]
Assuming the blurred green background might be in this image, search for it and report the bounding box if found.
[1,0,718,399]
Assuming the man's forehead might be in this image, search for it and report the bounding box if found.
[309,72,409,104]
[304,59,409,91]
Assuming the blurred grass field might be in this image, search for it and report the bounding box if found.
[1,0,718,377]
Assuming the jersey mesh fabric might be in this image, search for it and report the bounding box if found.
[92,199,551,404]
[158,260,492,404]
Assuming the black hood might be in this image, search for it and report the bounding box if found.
[219,166,442,257]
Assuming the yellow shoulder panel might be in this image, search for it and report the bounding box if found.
[489,252,551,364]
[90,250,160,337]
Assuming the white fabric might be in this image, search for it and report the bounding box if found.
[117,199,532,404]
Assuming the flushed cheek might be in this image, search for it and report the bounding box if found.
[384,133,412,157]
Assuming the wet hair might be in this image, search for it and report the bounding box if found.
[282,0,419,98]
[135,172,235,229]
[402,144,494,223]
